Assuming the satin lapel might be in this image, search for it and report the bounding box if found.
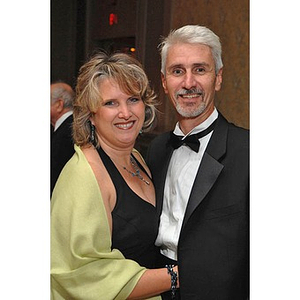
[181,114,228,230]
[156,144,174,215]
[182,153,224,229]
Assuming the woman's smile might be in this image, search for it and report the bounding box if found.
[114,120,135,130]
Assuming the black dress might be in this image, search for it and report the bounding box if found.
[97,147,160,268]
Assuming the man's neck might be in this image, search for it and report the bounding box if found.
[177,106,215,135]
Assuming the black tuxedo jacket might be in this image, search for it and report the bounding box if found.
[51,114,75,195]
[146,113,249,299]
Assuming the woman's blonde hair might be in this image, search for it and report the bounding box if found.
[73,51,158,147]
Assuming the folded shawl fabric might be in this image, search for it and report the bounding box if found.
[51,145,161,300]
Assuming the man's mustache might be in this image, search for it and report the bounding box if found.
[175,89,203,98]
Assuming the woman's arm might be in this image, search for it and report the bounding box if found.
[52,146,178,299]
[51,147,146,299]
[128,266,179,299]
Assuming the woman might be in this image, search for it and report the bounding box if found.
[51,52,178,299]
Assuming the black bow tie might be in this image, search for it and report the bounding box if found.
[169,119,217,152]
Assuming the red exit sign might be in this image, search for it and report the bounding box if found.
[109,13,118,26]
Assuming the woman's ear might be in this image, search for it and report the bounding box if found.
[89,115,95,126]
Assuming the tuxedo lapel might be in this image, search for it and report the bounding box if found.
[182,153,224,229]
[148,132,175,215]
[182,114,228,230]
[155,143,174,215]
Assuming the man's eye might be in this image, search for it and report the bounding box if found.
[172,69,183,76]
[195,67,206,74]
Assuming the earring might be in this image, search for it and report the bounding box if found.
[89,121,96,146]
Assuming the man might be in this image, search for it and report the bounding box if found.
[147,25,249,299]
[50,81,75,195]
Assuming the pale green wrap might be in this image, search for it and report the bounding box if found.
[51,145,161,300]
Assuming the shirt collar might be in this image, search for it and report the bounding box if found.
[173,107,218,138]
[54,111,73,131]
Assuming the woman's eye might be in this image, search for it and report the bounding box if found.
[103,100,115,106]
[128,97,140,103]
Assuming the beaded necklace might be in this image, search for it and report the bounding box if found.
[123,156,150,186]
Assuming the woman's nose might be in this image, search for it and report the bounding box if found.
[118,103,132,119]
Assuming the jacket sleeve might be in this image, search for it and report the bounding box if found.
[51,146,159,300]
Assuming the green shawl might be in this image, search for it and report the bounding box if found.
[51,145,161,300]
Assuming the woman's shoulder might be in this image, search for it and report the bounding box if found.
[52,145,99,199]
[132,148,145,162]
[82,145,116,211]
[132,148,152,178]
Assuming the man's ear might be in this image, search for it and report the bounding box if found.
[161,72,168,94]
[56,99,64,112]
[215,68,223,92]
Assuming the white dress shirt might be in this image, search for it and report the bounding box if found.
[155,108,218,260]
[54,111,73,132]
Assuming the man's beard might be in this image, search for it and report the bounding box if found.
[174,88,206,118]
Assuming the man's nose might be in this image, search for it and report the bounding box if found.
[183,71,196,89]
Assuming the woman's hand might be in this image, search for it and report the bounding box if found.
[173,265,179,288]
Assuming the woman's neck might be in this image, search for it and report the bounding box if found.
[98,140,134,166]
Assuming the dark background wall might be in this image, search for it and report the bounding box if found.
[170,0,249,130]
[51,0,249,153]
[51,0,78,87]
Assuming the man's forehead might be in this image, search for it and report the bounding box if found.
[166,45,213,68]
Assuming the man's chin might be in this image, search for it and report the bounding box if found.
[176,104,206,118]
